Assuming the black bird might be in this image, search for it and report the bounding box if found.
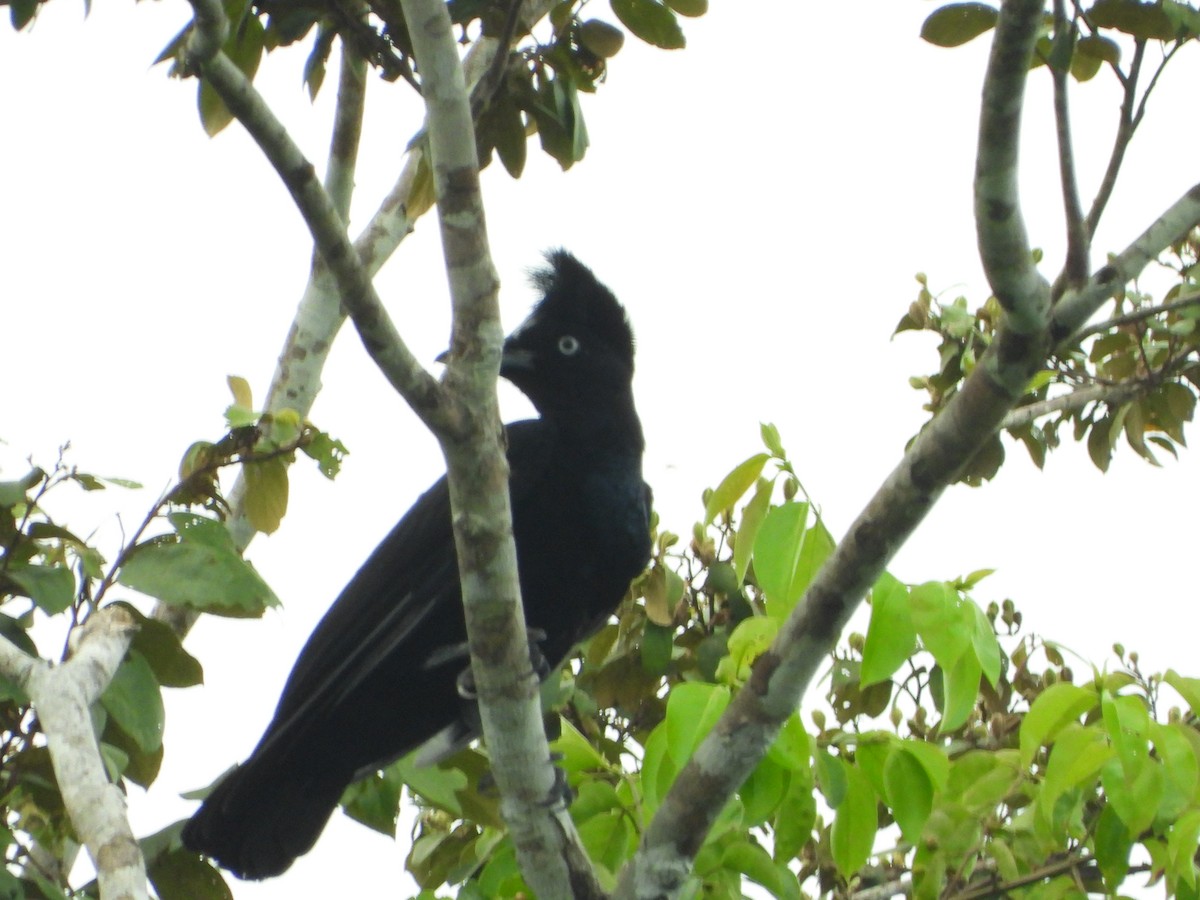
[181,251,651,879]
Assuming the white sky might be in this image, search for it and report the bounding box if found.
[2,1,1199,896]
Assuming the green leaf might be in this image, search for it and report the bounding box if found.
[112,602,204,688]
[739,756,787,826]
[831,762,877,878]
[861,572,915,685]
[610,0,685,48]
[734,477,774,583]
[940,644,982,732]
[393,756,468,817]
[1041,725,1113,820]
[665,682,729,766]
[760,422,786,459]
[198,6,266,136]
[0,468,43,506]
[148,845,234,900]
[301,430,348,479]
[920,3,999,47]
[752,501,809,612]
[9,0,37,30]
[884,746,934,844]
[814,748,847,807]
[1168,809,1200,889]
[1092,804,1132,888]
[1020,682,1098,765]
[341,767,401,836]
[640,621,674,675]
[7,564,74,614]
[117,537,279,618]
[773,766,816,862]
[909,581,970,670]
[704,453,770,524]
[243,456,289,535]
[227,375,253,410]
[1152,721,1200,823]
[1089,0,1177,40]
[715,615,778,686]
[1167,669,1200,715]
[722,839,797,900]
[100,651,164,754]
[578,810,635,878]
[969,601,1001,687]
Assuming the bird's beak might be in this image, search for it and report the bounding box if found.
[435,349,449,364]
[499,346,535,374]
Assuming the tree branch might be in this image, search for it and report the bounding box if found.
[974,0,1050,335]
[1050,0,1089,293]
[2,607,148,900]
[1000,381,1141,429]
[398,0,601,895]
[179,0,452,436]
[1053,185,1200,342]
[1070,289,1200,343]
[616,3,1051,895]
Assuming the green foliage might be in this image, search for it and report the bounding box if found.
[1,381,342,896]
[900,235,1200,481]
[308,430,1192,898]
[120,0,707,175]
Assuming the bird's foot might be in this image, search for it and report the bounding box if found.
[449,627,550,700]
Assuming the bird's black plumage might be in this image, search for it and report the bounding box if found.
[181,251,651,880]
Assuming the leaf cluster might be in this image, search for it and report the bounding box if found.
[99,0,710,170]
[334,428,1200,899]
[0,381,343,897]
[900,234,1200,482]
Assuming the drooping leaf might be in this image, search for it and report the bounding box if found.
[830,761,877,878]
[884,746,934,844]
[100,651,164,754]
[861,572,915,685]
[610,0,685,49]
[243,456,290,534]
[7,564,74,614]
[1089,0,1177,40]
[920,2,999,47]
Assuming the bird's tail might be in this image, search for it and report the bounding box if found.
[181,754,351,880]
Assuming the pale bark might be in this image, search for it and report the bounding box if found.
[0,607,147,900]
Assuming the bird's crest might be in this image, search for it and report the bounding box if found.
[526,250,635,367]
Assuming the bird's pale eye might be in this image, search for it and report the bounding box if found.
[557,335,581,356]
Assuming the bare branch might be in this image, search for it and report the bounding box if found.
[1050,0,1089,293]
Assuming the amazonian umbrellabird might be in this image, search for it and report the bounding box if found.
[181,250,652,879]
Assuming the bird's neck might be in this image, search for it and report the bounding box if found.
[547,392,644,455]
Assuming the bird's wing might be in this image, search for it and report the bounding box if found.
[250,420,557,759]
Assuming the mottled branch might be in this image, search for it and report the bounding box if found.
[399,0,600,895]
[1,607,148,900]
[180,0,450,437]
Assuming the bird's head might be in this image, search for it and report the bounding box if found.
[499,250,636,420]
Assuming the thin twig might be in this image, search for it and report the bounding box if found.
[1072,290,1200,342]
[1050,0,1089,296]
[1084,40,1144,237]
